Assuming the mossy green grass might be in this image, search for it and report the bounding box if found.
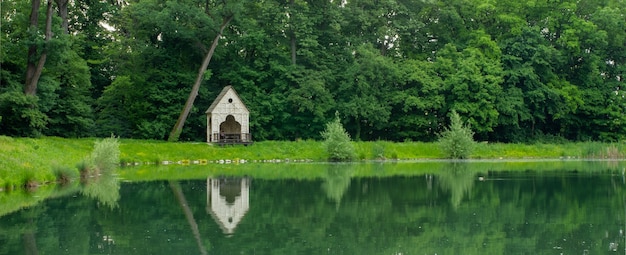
[0,136,95,190]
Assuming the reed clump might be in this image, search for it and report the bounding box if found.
[53,166,79,185]
[580,142,625,159]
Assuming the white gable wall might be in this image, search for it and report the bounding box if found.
[206,88,250,142]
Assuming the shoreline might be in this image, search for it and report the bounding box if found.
[1,136,625,189]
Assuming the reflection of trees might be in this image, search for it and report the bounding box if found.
[321,163,354,206]
[80,171,120,209]
[436,162,476,208]
[4,163,626,254]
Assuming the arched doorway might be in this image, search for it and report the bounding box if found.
[219,115,241,141]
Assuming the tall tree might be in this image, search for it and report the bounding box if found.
[387,59,445,142]
[435,41,503,140]
[24,0,53,95]
[335,44,399,140]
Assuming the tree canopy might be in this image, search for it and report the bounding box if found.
[1,0,625,142]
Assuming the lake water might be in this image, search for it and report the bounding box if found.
[1,160,626,254]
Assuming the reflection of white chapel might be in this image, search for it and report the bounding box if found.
[206,177,250,235]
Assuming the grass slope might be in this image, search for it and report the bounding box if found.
[1,136,625,189]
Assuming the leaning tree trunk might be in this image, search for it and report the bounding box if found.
[24,0,53,96]
[168,15,233,142]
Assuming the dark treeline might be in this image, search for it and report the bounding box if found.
[1,0,625,142]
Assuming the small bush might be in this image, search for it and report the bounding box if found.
[438,110,476,159]
[321,114,356,161]
[91,136,120,174]
[80,136,121,178]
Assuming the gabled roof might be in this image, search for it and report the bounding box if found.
[205,85,249,114]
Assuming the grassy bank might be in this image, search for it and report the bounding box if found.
[0,136,95,190]
[118,140,625,163]
[1,136,625,189]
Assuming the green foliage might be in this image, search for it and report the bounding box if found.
[437,43,503,139]
[3,0,626,143]
[389,59,444,142]
[95,76,136,137]
[321,115,357,161]
[335,44,399,140]
[0,91,48,137]
[438,110,476,159]
[45,42,95,138]
[89,136,121,175]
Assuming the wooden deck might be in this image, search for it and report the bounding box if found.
[213,133,253,146]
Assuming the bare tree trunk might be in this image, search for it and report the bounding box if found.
[24,0,41,95]
[168,15,233,142]
[289,0,296,65]
[170,181,207,255]
[380,42,387,56]
[24,0,53,96]
[55,0,69,34]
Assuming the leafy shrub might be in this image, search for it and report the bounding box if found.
[91,136,121,174]
[321,115,356,161]
[438,110,476,159]
[80,136,121,178]
[0,91,48,137]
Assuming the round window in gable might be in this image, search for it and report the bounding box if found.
[228,98,233,103]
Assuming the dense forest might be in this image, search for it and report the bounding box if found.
[1,0,625,142]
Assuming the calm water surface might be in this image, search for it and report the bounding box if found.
[1,161,626,254]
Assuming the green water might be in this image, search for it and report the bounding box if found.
[1,161,626,254]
